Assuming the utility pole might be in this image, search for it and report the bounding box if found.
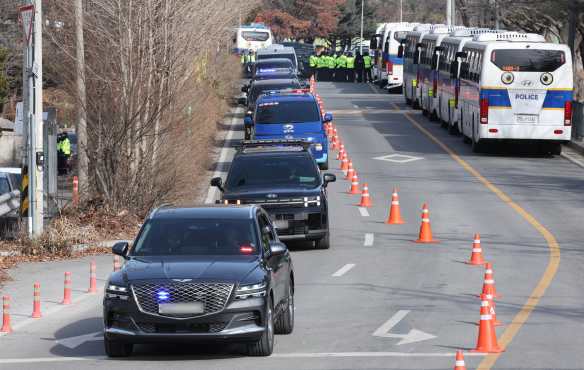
[400,0,403,22]
[74,0,88,204]
[360,0,364,55]
[30,0,44,237]
[568,0,577,61]
[494,0,500,29]
[447,0,452,26]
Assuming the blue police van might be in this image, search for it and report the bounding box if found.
[244,91,332,170]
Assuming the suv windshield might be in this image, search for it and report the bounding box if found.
[256,60,293,70]
[258,54,297,68]
[226,154,320,190]
[131,219,257,256]
[256,101,320,124]
[249,82,300,105]
[490,49,565,72]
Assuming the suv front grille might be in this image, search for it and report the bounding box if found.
[136,321,228,334]
[131,282,234,318]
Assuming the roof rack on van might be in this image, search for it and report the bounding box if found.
[473,32,546,42]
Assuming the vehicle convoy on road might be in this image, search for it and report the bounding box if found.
[256,46,299,73]
[247,91,331,169]
[250,58,295,79]
[103,205,294,357]
[234,23,273,54]
[211,140,336,249]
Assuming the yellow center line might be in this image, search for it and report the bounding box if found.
[391,101,561,369]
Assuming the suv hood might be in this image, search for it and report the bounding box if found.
[254,121,323,136]
[122,255,261,283]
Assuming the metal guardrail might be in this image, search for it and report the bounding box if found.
[0,190,20,217]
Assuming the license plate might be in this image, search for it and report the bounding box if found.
[159,302,204,315]
[274,220,289,229]
[516,114,538,124]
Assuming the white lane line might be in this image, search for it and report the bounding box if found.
[358,207,370,217]
[364,233,374,246]
[372,310,410,337]
[332,263,355,277]
[272,352,486,358]
[204,107,242,204]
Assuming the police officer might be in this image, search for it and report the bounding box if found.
[363,51,373,83]
[355,51,364,82]
[309,53,318,79]
[345,52,355,82]
[316,52,326,81]
[57,133,71,175]
[335,52,347,82]
[328,51,337,81]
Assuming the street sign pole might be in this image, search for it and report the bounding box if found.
[31,0,44,237]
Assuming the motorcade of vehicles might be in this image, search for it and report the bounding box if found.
[211,140,336,249]
[103,204,294,357]
[256,46,299,73]
[234,24,273,54]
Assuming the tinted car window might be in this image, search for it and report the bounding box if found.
[256,101,320,124]
[258,54,297,68]
[131,219,258,256]
[242,31,270,42]
[255,60,293,70]
[490,49,565,72]
[249,82,301,105]
[226,155,320,190]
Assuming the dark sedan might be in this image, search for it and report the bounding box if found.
[103,205,294,357]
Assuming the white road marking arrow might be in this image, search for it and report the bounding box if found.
[373,310,436,345]
[372,154,423,163]
[57,331,102,349]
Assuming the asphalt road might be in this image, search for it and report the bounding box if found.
[1,82,583,370]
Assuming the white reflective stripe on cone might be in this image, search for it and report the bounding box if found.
[484,279,494,284]
[480,314,492,320]
[456,361,465,366]
[472,248,482,252]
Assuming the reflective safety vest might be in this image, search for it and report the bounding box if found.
[336,55,347,68]
[309,55,317,68]
[317,56,326,68]
[363,55,372,68]
[346,57,355,69]
[328,56,336,69]
[58,138,71,156]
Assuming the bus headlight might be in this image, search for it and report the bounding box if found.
[540,72,553,86]
[501,72,514,85]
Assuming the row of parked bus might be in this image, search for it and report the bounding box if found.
[370,23,573,154]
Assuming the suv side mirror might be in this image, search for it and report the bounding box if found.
[323,173,336,187]
[238,97,248,106]
[323,112,333,123]
[269,241,287,256]
[244,116,253,126]
[397,45,404,58]
[456,51,467,59]
[210,177,224,192]
[112,242,129,259]
[241,85,249,93]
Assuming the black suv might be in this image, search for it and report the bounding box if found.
[103,205,294,357]
[211,140,336,249]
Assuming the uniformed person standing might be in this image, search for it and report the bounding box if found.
[363,52,373,83]
[345,52,355,82]
[355,51,364,83]
[309,53,318,80]
[316,52,327,81]
[328,52,337,81]
[335,52,347,82]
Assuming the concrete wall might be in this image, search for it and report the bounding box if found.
[0,132,23,167]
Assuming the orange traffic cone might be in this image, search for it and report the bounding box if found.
[358,183,372,207]
[348,172,360,194]
[344,162,354,180]
[483,294,502,326]
[385,187,405,224]
[453,350,467,370]
[331,131,339,150]
[480,262,500,298]
[467,233,485,265]
[62,272,72,305]
[340,153,349,173]
[31,282,41,318]
[1,295,12,333]
[88,261,97,294]
[336,145,345,160]
[415,203,438,243]
[472,294,504,353]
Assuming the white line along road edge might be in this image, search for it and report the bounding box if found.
[204,107,242,204]
[332,264,356,277]
[364,233,374,246]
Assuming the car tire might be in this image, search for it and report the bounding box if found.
[274,283,294,335]
[104,337,133,358]
[247,297,274,356]
[315,232,330,249]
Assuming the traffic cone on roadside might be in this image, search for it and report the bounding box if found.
[88,261,97,294]
[336,145,345,160]
[453,350,467,370]
[340,153,349,173]
[472,294,504,353]
[358,183,372,207]
[331,131,339,150]
[480,262,500,298]
[483,294,502,326]
[385,187,405,224]
[344,162,354,180]
[31,282,41,318]
[348,172,361,194]
[1,296,12,333]
[62,272,72,305]
[467,233,485,265]
[415,203,438,243]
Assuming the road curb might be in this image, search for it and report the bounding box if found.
[565,141,584,156]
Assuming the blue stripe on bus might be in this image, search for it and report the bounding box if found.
[479,89,572,108]
[382,53,404,65]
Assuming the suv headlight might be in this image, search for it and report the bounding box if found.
[106,284,129,300]
[303,195,321,207]
[314,143,323,151]
[235,282,267,300]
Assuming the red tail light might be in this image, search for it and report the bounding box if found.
[480,98,489,124]
[564,100,572,126]
[432,78,438,98]
[240,245,255,254]
[386,61,393,75]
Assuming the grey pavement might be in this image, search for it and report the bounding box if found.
[0,82,583,369]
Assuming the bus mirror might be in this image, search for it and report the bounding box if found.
[369,36,378,50]
[431,54,438,70]
[435,46,444,52]
[383,41,389,54]
[450,61,459,78]
[397,45,404,58]
[456,51,467,59]
[413,51,419,65]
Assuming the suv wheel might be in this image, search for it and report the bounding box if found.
[247,297,274,356]
[315,232,330,249]
[104,336,133,357]
[274,283,294,334]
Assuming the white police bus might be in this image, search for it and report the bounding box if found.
[436,29,500,134]
[370,22,417,92]
[234,24,273,54]
[457,32,573,154]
